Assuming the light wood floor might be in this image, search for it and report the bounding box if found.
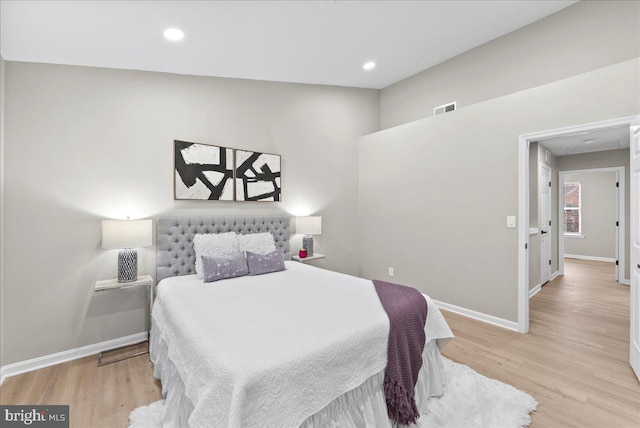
[1,259,638,427]
[442,258,639,427]
[0,343,162,427]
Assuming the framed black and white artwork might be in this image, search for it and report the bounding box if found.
[235,149,282,202]
[174,140,234,201]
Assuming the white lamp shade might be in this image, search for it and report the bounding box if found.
[296,216,322,235]
[102,219,152,249]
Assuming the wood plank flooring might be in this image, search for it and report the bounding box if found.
[0,343,162,427]
[442,259,639,427]
[0,259,637,427]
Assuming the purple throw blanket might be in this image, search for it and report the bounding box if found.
[373,279,428,425]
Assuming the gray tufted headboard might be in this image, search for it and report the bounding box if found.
[156,216,290,283]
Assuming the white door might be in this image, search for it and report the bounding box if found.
[540,164,552,285]
[630,116,640,381]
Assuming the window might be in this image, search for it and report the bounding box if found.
[563,182,581,234]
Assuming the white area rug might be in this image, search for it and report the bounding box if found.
[415,358,537,428]
[130,357,537,428]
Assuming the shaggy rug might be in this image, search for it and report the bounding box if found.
[130,357,537,428]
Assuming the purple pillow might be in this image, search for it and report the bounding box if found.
[246,249,286,276]
[201,253,249,283]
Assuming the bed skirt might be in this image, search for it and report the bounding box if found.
[151,322,447,428]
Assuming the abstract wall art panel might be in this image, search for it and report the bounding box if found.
[235,149,282,202]
[174,140,234,200]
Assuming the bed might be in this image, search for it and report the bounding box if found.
[151,216,453,427]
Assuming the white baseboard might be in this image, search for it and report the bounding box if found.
[0,331,147,385]
[564,254,616,263]
[549,271,560,282]
[432,299,519,332]
[529,284,542,299]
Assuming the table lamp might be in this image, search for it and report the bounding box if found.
[296,216,322,257]
[102,219,152,283]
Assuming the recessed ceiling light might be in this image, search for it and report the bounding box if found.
[363,61,376,71]
[583,139,596,144]
[164,28,184,41]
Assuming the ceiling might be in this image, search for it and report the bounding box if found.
[539,126,630,157]
[0,1,576,89]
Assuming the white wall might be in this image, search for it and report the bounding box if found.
[358,59,639,322]
[379,1,640,130]
[0,55,6,367]
[557,149,631,279]
[528,143,540,291]
[528,234,540,293]
[2,62,379,365]
[563,172,617,260]
[528,143,539,228]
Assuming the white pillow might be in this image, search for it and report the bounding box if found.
[193,232,241,279]
[238,232,276,256]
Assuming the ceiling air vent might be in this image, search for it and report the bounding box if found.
[434,102,456,116]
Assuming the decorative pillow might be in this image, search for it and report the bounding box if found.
[201,253,249,283]
[246,249,286,276]
[193,232,240,279]
[238,232,277,256]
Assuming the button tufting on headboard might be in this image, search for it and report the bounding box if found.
[157,216,291,283]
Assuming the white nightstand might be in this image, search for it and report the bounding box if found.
[94,274,154,366]
[292,253,325,263]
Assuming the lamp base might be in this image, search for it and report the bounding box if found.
[302,235,314,257]
[118,249,138,283]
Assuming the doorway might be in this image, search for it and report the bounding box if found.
[517,115,637,334]
[558,167,625,284]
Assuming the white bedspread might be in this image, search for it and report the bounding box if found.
[151,262,452,428]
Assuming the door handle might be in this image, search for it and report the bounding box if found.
[541,230,547,234]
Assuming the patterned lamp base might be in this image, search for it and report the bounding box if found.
[302,235,314,257]
[118,249,138,283]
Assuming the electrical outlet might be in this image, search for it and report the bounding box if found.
[388,267,394,277]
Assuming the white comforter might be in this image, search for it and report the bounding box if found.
[151,261,452,428]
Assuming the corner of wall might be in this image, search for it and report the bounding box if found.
[1,55,6,369]
[378,1,640,130]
